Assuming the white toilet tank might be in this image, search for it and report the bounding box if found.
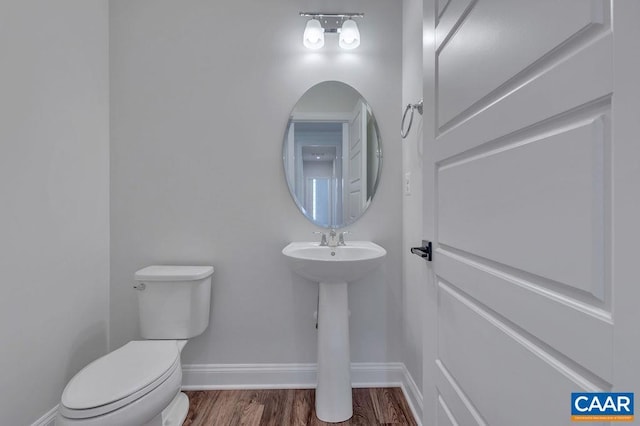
[134,265,214,339]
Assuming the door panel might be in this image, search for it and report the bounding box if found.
[438,282,607,426]
[437,0,606,127]
[436,251,613,384]
[422,0,639,425]
[436,35,612,159]
[438,113,607,298]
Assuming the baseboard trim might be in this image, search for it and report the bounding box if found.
[182,362,423,424]
[400,364,424,426]
[182,363,317,390]
[31,405,58,426]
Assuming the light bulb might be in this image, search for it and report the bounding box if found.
[303,19,325,49]
[339,19,360,49]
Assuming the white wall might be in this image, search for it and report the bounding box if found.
[294,83,361,115]
[109,0,403,368]
[0,1,110,425]
[402,0,425,397]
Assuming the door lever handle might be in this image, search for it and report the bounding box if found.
[410,240,432,261]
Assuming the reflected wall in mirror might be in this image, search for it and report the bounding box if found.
[283,81,382,228]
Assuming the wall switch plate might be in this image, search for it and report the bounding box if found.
[404,172,411,196]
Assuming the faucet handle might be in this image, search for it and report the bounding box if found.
[338,231,350,246]
[313,231,328,246]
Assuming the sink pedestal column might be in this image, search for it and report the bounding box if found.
[316,281,352,422]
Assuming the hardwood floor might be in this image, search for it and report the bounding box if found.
[183,388,417,425]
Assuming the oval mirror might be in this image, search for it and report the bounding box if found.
[283,81,382,228]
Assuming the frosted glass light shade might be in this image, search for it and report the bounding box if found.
[303,19,325,49]
[339,19,360,49]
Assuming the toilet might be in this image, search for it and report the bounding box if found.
[56,265,214,426]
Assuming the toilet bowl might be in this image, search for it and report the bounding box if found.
[56,265,214,426]
[56,340,185,426]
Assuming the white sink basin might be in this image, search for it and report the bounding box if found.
[282,240,386,422]
[282,241,386,283]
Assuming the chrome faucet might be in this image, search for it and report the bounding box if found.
[315,229,350,247]
[327,229,338,247]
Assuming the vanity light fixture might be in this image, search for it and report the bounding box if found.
[339,19,360,49]
[303,19,325,49]
[300,12,364,50]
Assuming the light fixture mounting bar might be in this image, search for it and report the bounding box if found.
[299,12,364,19]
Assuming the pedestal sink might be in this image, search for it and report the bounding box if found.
[282,241,386,422]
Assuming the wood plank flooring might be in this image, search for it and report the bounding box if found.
[183,388,417,426]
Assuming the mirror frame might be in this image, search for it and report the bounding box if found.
[282,81,383,229]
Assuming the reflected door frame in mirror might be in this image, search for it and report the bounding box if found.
[283,81,382,228]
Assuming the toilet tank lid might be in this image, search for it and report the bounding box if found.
[135,265,214,282]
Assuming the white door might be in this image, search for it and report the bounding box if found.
[347,101,368,221]
[422,1,640,425]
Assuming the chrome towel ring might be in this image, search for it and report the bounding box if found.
[401,99,423,139]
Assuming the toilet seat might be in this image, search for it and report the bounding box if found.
[59,341,180,420]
